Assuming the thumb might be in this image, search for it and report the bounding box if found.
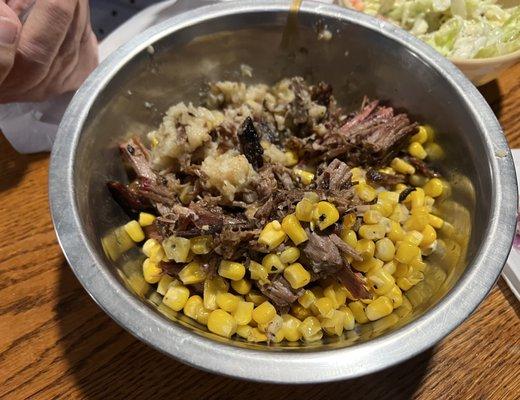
[0,4,21,84]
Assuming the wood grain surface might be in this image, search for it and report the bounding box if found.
[1,63,519,400]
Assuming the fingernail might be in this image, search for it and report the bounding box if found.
[0,17,18,45]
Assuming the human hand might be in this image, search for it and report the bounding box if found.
[0,0,98,103]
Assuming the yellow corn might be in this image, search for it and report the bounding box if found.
[216,292,240,313]
[207,309,237,338]
[295,198,316,222]
[299,316,322,339]
[163,284,190,311]
[339,306,356,330]
[378,167,395,175]
[372,201,392,218]
[280,247,300,264]
[249,261,269,283]
[411,256,426,273]
[281,214,308,245]
[366,296,393,321]
[258,220,287,250]
[231,279,252,295]
[428,214,444,229]
[342,213,357,231]
[298,290,317,308]
[386,285,403,308]
[124,220,145,242]
[411,125,429,144]
[403,231,424,247]
[247,327,268,342]
[355,182,377,202]
[262,254,286,274]
[424,196,435,209]
[252,301,276,325]
[245,291,268,306]
[382,260,397,275]
[291,303,312,320]
[312,201,340,230]
[363,210,382,224]
[321,310,345,336]
[236,324,252,339]
[281,314,302,341]
[183,295,203,320]
[395,183,408,192]
[162,236,191,262]
[334,284,349,306]
[341,229,358,249]
[352,256,383,273]
[421,224,437,247]
[424,142,444,160]
[408,142,427,159]
[351,167,365,183]
[355,239,376,260]
[358,224,386,240]
[404,213,429,232]
[395,262,412,278]
[149,243,165,263]
[323,285,339,309]
[407,188,425,209]
[178,261,206,285]
[157,274,175,295]
[389,203,409,223]
[423,178,444,197]
[348,301,369,324]
[190,236,213,255]
[233,301,254,325]
[387,221,406,242]
[284,150,299,167]
[395,242,421,264]
[142,258,163,284]
[294,169,315,185]
[283,263,311,289]
[391,158,415,175]
[374,238,395,262]
[142,238,159,257]
[138,212,156,227]
[197,307,211,325]
[203,276,228,310]
[367,267,395,295]
[314,297,335,318]
[218,260,246,281]
[379,191,399,205]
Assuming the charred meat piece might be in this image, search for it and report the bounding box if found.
[316,159,352,191]
[366,168,405,188]
[336,268,371,300]
[311,81,333,107]
[404,156,441,178]
[398,187,416,203]
[238,117,264,170]
[107,180,152,215]
[259,275,303,308]
[119,138,156,180]
[329,233,362,262]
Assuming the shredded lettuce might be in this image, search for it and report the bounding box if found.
[339,0,520,58]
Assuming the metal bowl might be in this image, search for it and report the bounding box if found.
[49,0,517,383]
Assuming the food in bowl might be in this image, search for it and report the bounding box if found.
[107,76,448,343]
[339,0,520,59]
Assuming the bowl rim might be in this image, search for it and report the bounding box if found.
[49,0,517,383]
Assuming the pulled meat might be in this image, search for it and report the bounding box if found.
[366,168,405,188]
[315,159,352,191]
[405,155,440,178]
[259,275,303,309]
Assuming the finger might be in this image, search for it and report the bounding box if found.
[3,0,77,92]
[0,2,21,84]
[7,0,34,17]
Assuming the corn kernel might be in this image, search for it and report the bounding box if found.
[197,307,211,325]
[348,301,369,324]
[285,150,299,166]
[157,274,175,295]
[366,296,393,321]
[245,291,268,306]
[363,210,382,224]
[163,285,190,311]
[339,306,356,330]
[395,262,412,278]
[356,239,376,260]
[395,242,421,264]
[294,169,315,185]
[216,292,240,313]
[231,279,252,295]
[149,243,165,263]
[162,236,191,262]
[407,188,425,209]
[382,260,397,275]
[423,178,444,197]
[312,201,340,230]
[379,167,395,175]
[410,256,426,272]
[403,231,424,246]
[408,142,427,159]
[252,301,276,325]
[323,285,339,309]
[424,196,435,209]
[295,198,315,222]
[233,301,254,325]
[421,224,437,247]
[391,158,415,175]
[341,229,358,249]
[178,261,206,285]
[218,260,246,281]
[379,191,400,205]
[190,236,213,255]
[298,290,316,308]
[314,297,334,318]
[372,201,393,218]
[247,327,268,342]
[404,213,429,232]
[303,331,323,342]
[183,295,203,320]
[367,267,395,295]
[374,238,395,262]
[321,310,345,336]
[138,212,156,227]
[236,325,252,339]
[351,167,366,183]
[386,285,403,308]
[142,238,159,257]
[203,276,228,310]
[207,309,237,338]
[334,284,349,306]
[424,142,444,160]
[258,220,287,250]
[299,316,322,338]
[352,256,383,273]
[249,261,269,282]
[124,220,145,242]
[411,126,429,144]
[358,224,386,240]
[280,247,300,264]
[355,182,377,202]
[142,258,163,284]
[284,263,311,289]
[395,183,407,192]
[387,221,406,242]
[291,303,312,320]
[281,214,308,245]
[389,203,409,223]
[281,314,302,341]
[262,254,286,274]
[396,277,413,291]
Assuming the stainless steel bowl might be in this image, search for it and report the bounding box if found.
[49,0,517,383]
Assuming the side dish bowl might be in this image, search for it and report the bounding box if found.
[49,0,517,383]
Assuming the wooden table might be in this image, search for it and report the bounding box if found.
[1,64,519,400]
